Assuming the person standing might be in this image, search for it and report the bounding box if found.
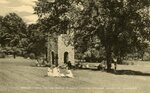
[67,61,72,69]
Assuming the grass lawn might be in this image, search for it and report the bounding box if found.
[0,57,150,93]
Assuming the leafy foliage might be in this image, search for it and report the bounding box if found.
[26,23,47,57]
[0,13,27,57]
[76,0,150,70]
[34,0,79,34]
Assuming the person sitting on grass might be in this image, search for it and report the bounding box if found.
[47,67,53,76]
[35,60,40,67]
[47,65,74,78]
[112,58,117,72]
[52,65,61,77]
[98,60,106,71]
[65,67,74,78]
[47,65,60,77]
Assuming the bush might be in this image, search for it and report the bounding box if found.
[121,61,134,65]
[0,52,6,58]
[23,53,29,59]
[143,52,150,61]
[29,53,36,59]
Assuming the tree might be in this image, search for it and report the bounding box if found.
[27,23,47,58]
[77,0,150,71]
[34,0,81,63]
[1,13,27,58]
[0,16,5,46]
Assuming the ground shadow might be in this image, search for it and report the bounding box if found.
[91,68,150,76]
[114,70,150,76]
[91,69,104,71]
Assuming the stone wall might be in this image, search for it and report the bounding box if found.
[48,34,75,66]
[58,34,75,65]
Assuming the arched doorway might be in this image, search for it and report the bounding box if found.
[55,54,58,66]
[51,52,55,65]
[64,52,69,64]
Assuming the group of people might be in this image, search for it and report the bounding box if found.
[47,65,74,78]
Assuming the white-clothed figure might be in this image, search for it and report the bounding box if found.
[60,73,65,77]
[86,64,89,68]
[47,67,53,76]
[66,70,74,78]
[52,67,61,77]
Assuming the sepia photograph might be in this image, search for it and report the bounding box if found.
[0,0,150,93]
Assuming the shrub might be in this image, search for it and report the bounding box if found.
[23,53,29,59]
[143,52,150,61]
[29,53,36,59]
[0,52,6,58]
[121,61,134,65]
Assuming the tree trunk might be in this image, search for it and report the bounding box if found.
[45,50,48,61]
[13,52,16,59]
[105,46,112,71]
[47,32,51,66]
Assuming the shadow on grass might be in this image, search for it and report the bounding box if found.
[114,70,150,76]
[90,68,150,76]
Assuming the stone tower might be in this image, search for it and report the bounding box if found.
[48,34,75,66]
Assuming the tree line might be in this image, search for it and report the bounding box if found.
[0,13,47,58]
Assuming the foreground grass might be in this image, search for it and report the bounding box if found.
[0,58,150,93]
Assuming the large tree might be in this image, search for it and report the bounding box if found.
[77,0,150,71]
[1,13,27,58]
[26,23,47,57]
[34,0,81,62]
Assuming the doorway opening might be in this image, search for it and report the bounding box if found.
[64,52,69,64]
[51,51,55,65]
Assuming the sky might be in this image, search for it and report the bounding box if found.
[0,0,84,24]
[0,0,38,24]
[0,0,149,24]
